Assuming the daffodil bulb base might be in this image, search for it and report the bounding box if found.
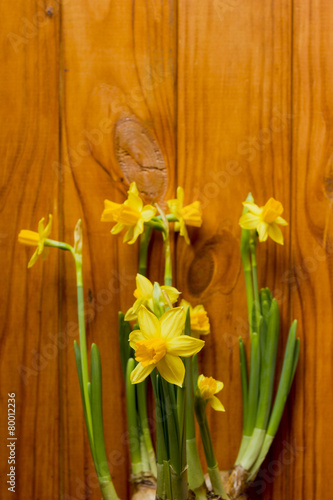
[225,465,249,500]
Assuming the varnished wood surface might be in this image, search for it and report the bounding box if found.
[0,1,332,499]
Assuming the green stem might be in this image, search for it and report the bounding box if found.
[161,379,181,475]
[125,359,142,476]
[44,238,73,252]
[137,380,157,478]
[73,252,93,445]
[267,320,298,437]
[239,338,248,432]
[99,479,120,500]
[139,226,152,276]
[195,399,215,467]
[243,332,260,438]
[170,466,189,500]
[163,231,173,286]
[194,397,227,498]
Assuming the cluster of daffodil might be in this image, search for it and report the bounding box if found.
[224,194,300,499]
[18,186,299,500]
[18,217,119,500]
[107,183,228,500]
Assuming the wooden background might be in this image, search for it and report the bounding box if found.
[1,1,333,499]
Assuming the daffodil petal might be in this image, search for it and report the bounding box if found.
[180,299,191,310]
[275,216,288,226]
[124,307,137,321]
[137,306,160,339]
[44,214,52,237]
[156,354,185,387]
[27,248,39,268]
[242,202,262,216]
[136,274,154,298]
[268,222,284,245]
[129,330,145,349]
[130,363,155,384]
[111,222,126,235]
[167,336,204,357]
[161,286,181,304]
[160,307,185,340]
[141,205,157,221]
[127,192,143,212]
[239,213,261,230]
[125,220,144,244]
[257,221,269,242]
[209,396,225,412]
[128,182,139,196]
[214,380,224,393]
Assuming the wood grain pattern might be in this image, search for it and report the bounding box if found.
[60,1,176,499]
[0,2,60,500]
[176,4,292,493]
[1,0,333,499]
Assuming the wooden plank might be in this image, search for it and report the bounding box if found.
[289,1,333,498]
[176,2,292,497]
[0,2,60,499]
[60,1,177,498]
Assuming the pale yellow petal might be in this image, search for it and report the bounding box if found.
[128,330,145,349]
[156,354,185,387]
[124,307,137,322]
[130,363,155,384]
[44,214,52,237]
[209,396,225,412]
[141,205,157,222]
[257,221,269,242]
[214,380,224,393]
[167,336,205,357]
[180,299,191,310]
[128,182,139,196]
[136,274,153,298]
[160,307,185,340]
[111,222,125,235]
[242,202,262,216]
[161,286,181,304]
[27,248,39,268]
[275,216,288,226]
[268,222,284,245]
[126,220,144,244]
[137,306,160,339]
[126,192,143,212]
[38,217,45,236]
[239,213,261,230]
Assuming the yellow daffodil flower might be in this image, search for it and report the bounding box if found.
[180,299,210,337]
[101,182,156,244]
[129,306,205,387]
[197,375,225,412]
[125,274,181,321]
[239,197,288,245]
[167,187,202,244]
[18,215,53,268]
